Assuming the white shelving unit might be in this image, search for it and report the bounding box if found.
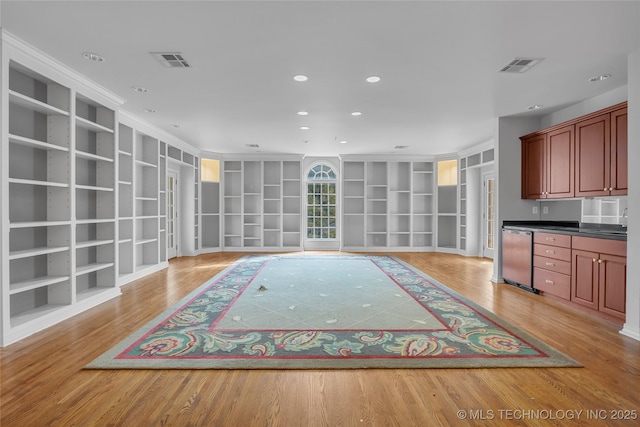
[263,161,282,247]
[282,160,302,248]
[201,158,221,252]
[159,142,167,263]
[74,93,117,301]
[582,197,628,225]
[412,161,435,248]
[221,158,302,251]
[194,155,200,252]
[2,49,123,345]
[342,161,366,247]
[134,132,159,272]
[341,158,434,251]
[459,158,467,251]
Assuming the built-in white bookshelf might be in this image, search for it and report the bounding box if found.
[341,158,434,250]
[2,51,123,345]
[459,157,467,251]
[263,161,282,247]
[412,161,435,248]
[342,161,366,247]
[74,93,116,301]
[194,156,200,251]
[221,158,302,250]
[118,124,134,278]
[282,160,302,248]
[201,158,221,251]
[159,142,167,262]
[134,133,159,271]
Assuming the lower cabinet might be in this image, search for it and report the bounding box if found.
[571,236,627,320]
[522,232,627,322]
[533,232,572,299]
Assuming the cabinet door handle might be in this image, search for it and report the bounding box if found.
[545,279,554,285]
[545,237,555,241]
[604,188,608,191]
[545,262,555,267]
[593,258,597,263]
[609,187,613,191]
[545,249,555,255]
[598,259,603,264]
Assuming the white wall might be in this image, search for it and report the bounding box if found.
[539,200,582,221]
[622,50,640,340]
[493,116,542,281]
[540,86,628,129]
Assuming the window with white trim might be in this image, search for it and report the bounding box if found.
[306,164,337,239]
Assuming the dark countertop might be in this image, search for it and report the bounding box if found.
[502,220,627,241]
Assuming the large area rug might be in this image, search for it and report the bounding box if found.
[86,254,580,369]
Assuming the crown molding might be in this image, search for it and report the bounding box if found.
[2,30,125,108]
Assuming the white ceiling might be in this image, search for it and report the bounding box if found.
[2,1,639,156]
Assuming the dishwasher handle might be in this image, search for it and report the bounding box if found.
[502,229,532,236]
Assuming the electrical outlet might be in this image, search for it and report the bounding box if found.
[543,206,549,215]
[532,206,538,215]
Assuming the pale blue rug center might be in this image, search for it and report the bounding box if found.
[215,257,443,330]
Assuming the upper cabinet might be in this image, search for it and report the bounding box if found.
[610,107,628,196]
[521,125,574,199]
[575,106,627,197]
[521,102,627,200]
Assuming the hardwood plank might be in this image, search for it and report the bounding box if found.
[1,252,639,426]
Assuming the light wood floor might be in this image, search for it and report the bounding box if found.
[1,252,639,426]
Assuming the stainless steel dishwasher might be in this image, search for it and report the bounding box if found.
[501,228,537,293]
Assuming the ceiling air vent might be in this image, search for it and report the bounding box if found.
[245,144,260,148]
[394,145,409,150]
[499,57,543,73]
[150,52,191,68]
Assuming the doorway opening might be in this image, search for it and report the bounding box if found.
[167,170,178,259]
[483,173,495,259]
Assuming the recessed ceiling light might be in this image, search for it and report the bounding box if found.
[340,140,348,144]
[144,108,157,113]
[293,75,308,82]
[351,111,362,116]
[589,74,611,82]
[366,76,381,83]
[300,126,310,130]
[527,104,544,110]
[82,52,104,62]
[297,111,309,116]
[132,86,148,93]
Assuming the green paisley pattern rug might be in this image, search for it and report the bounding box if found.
[87,255,579,369]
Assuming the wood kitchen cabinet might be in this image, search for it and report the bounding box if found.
[521,102,626,200]
[521,125,574,199]
[571,236,626,320]
[574,106,628,197]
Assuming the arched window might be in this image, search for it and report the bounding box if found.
[306,163,337,239]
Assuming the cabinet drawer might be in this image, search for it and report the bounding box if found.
[534,232,571,248]
[533,255,571,275]
[534,244,571,261]
[572,236,626,257]
[533,267,571,300]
